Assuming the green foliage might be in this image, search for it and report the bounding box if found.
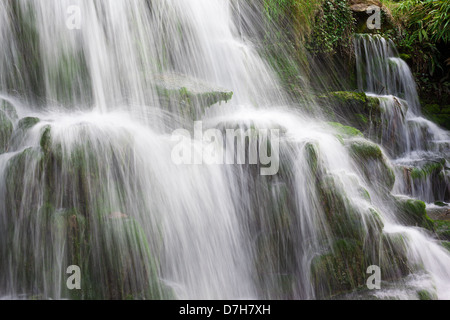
[395,0,450,44]
[306,0,356,55]
[264,0,323,43]
[383,1,450,108]
[389,1,449,75]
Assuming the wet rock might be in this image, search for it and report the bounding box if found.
[394,196,434,231]
[39,126,52,154]
[427,203,450,219]
[0,110,13,153]
[349,0,395,33]
[154,73,233,119]
[328,122,364,141]
[18,117,40,131]
[395,157,449,203]
[1,99,18,121]
[422,104,450,131]
[318,91,381,135]
[348,0,382,12]
[347,139,395,191]
[417,289,437,300]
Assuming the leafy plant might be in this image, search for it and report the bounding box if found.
[395,0,450,44]
[305,0,356,56]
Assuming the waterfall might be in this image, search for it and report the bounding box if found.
[0,1,449,300]
[355,34,450,203]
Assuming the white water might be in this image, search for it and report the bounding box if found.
[0,1,449,300]
[355,35,450,203]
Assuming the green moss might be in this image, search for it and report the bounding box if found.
[349,140,383,159]
[347,140,395,191]
[0,110,13,153]
[155,75,233,119]
[317,91,382,135]
[18,117,40,130]
[360,187,371,202]
[434,220,450,241]
[39,126,52,154]
[395,197,434,231]
[318,176,368,239]
[417,290,436,300]
[355,113,369,125]
[422,104,450,130]
[305,142,319,174]
[399,53,411,61]
[410,160,445,180]
[328,122,364,138]
[349,139,395,190]
[311,238,366,297]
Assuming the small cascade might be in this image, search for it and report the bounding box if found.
[355,34,450,204]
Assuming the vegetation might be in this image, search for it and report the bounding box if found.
[384,0,450,110]
[305,0,356,56]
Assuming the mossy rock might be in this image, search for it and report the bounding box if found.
[18,117,40,131]
[87,218,171,300]
[405,158,449,201]
[311,238,367,298]
[328,122,364,140]
[394,197,434,231]
[39,125,52,154]
[5,147,44,213]
[349,139,382,159]
[410,159,445,180]
[154,73,233,119]
[347,139,395,190]
[417,289,437,300]
[435,201,448,207]
[317,91,381,136]
[422,104,450,130]
[434,220,450,241]
[0,110,13,153]
[1,100,18,121]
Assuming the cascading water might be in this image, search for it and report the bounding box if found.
[355,34,450,203]
[0,1,449,300]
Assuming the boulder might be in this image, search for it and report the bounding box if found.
[153,73,233,119]
[0,111,13,153]
[347,138,395,191]
[394,196,434,231]
[317,91,381,136]
[348,0,382,12]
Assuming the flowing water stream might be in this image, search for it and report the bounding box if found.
[0,1,449,300]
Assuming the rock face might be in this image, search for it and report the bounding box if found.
[317,91,381,136]
[423,104,450,131]
[0,111,13,153]
[153,73,233,119]
[348,0,395,33]
[348,0,382,12]
[0,100,18,154]
[395,157,450,203]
